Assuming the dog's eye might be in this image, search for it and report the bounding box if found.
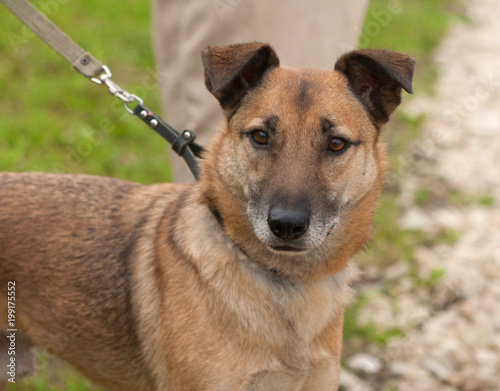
[328,137,348,153]
[250,130,269,146]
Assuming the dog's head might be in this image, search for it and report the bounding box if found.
[200,43,415,280]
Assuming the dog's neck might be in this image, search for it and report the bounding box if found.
[174,197,356,345]
[208,205,224,227]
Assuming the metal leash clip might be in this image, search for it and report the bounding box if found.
[91,65,143,113]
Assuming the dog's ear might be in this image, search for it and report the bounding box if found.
[335,49,415,126]
[202,42,280,115]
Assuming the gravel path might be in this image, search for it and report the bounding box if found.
[341,0,500,390]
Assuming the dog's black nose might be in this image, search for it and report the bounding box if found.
[268,206,310,241]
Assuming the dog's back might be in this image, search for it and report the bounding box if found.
[0,172,185,390]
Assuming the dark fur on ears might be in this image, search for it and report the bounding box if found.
[202,43,279,115]
[335,49,416,125]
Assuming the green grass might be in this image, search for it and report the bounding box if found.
[1,0,461,388]
[359,0,463,93]
[2,2,162,388]
[0,0,170,184]
[422,268,446,289]
[343,292,403,346]
[9,353,97,391]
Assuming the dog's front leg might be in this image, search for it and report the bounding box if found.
[300,310,344,390]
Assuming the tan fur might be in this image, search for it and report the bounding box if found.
[0,43,414,390]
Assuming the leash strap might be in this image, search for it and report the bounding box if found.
[0,0,103,78]
[132,103,203,180]
[1,0,202,179]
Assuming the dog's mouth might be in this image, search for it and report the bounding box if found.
[268,245,309,253]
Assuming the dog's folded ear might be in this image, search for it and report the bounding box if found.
[202,42,280,115]
[335,49,416,126]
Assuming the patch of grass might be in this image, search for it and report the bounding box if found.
[414,187,431,207]
[437,228,460,245]
[356,195,429,269]
[0,0,170,184]
[384,113,426,183]
[342,292,403,360]
[359,0,463,94]
[422,268,446,289]
[447,189,469,205]
[7,353,100,391]
[447,190,496,207]
[476,194,496,206]
[10,373,96,391]
[2,1,160,388]
[416,227,461,249]
[344,313,404,346]
[408,178,496,209]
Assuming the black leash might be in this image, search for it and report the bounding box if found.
[1,0,203,180]
[132,103,203,179]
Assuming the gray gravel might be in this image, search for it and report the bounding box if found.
[341,0,500,389]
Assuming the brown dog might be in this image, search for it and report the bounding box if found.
[0,43,414,390]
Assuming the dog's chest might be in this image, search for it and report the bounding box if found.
[242,356,337,391]
[243,371,303,391]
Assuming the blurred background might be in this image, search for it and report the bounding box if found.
[2,0,499,390]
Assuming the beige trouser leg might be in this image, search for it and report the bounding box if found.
[152,0,368,182]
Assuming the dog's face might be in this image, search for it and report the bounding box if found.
[201,43,415,279]
[231,67,382,252]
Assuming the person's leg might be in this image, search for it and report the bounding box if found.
[253,0,368,68]
[152,0,254,182]
[152,0,368,182]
